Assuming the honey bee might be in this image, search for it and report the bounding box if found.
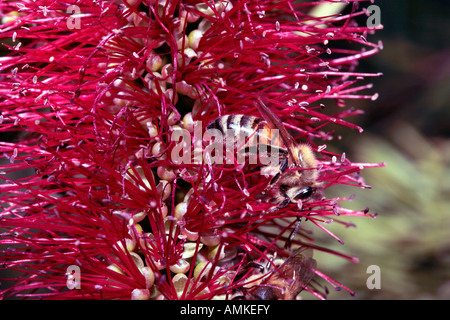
[206,95,322,211]
[238,247,317,300]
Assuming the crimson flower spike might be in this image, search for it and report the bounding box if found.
[0,0,383,300]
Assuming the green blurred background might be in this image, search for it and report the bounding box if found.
[314,0,450,299]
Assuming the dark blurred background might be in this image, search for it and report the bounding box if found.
[317,0,450,299]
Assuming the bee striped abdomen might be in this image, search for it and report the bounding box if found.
[207,115,261,135]
[206,115,277,146]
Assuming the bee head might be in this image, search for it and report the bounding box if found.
[279,184,317,203]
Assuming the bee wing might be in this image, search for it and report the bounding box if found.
[281,247,316,296]
[255,95,301,167]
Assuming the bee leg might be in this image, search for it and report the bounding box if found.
[285,216,302,249]
[261,155,289,197]
[265,178,291,214]
[278,197,291,209]
[267,196,291,214]
[269,156,289,185]
[246,262,265,272]
[305,211,311,221]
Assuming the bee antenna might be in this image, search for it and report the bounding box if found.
[247,262,265,272]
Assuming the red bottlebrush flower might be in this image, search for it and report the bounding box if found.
[0,0,383,300]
